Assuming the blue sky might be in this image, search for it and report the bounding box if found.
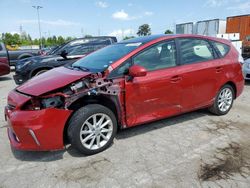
[0,0,249,40]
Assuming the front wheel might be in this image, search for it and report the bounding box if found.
[209,84,235,115]
[67,104,117,155]
[34,69,48,76]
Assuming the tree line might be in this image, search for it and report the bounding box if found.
[0,32,75,47]
[0,24,173,47]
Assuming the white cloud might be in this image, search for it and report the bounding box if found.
[204,0,241,7]
[20,19,80,26]
[204,0,228,7]
[112,10,153,21]
[109,29,135,39]
[227,2,250,13]
[95,1,108,8]
[144,11,154,16]
[112,10,135,21]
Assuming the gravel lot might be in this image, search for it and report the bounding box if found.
[0,72,250,188]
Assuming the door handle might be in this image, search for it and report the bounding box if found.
[216,67,223,73]
[170,75,182,83]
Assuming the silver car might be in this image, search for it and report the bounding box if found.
[243,58,250,80]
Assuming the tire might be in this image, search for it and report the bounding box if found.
[209,84,235,116]
[67,104,117,155]
[34,69,48,77]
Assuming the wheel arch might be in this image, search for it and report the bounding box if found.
[63,94,121,144]
[18,53,33,60]
[223,81,237,99]
[30,66,53,77]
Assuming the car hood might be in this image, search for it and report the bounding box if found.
[25,54,63,63]
[17,66,92,96]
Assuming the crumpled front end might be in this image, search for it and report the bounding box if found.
[5,90,72,151]
[5,70,123,151]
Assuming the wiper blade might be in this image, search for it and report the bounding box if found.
[72,65,89,71]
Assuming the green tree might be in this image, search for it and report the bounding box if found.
[84,34,92,38]
[65,36,74,42]
[123,36,135,40]
[137,24,151,36]
[57,36,65,45]
[164,30,173,34]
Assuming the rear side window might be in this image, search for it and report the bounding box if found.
[0,44,2,51]
[179,38,214,65]
[212,42,230,57]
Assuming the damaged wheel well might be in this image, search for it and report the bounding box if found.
[63,94,120,144]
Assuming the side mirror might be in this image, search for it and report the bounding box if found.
[129,65,147,78]
[60,50,68,59]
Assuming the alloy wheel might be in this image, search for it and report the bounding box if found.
[79,113,113,150]
[217,88,233,112]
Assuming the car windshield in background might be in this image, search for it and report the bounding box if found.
[50,38,112,55]
[71,43,142,72]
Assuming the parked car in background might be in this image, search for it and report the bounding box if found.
[8,49,40,66]
[14,36,117,84]
[5,34,244,155]
[38,46,58,56]
[243,58,250,80]
[0,42,10,76]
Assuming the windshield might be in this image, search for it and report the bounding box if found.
[71,43,141,72]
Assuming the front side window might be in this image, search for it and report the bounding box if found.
[133,40,177,71]
[179,38,214,65]
[56,38,111,55]
[212,41,230,57]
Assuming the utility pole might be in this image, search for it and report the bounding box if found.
[32,5,43,49]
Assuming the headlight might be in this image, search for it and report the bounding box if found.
[16,60,32,70]
[22,96,64,110]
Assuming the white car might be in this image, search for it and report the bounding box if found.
[243,58,250,80]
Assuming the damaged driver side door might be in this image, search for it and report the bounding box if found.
[124,40,182,127]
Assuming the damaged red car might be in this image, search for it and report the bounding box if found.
[5,34,244,155]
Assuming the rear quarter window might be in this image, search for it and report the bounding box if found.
[212,42,230,57]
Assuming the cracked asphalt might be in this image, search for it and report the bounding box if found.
[0,72,250,188]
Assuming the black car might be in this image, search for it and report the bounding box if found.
[8,49,40,66]
[14,36,117,84]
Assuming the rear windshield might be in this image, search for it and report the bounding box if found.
[212,42,230,57]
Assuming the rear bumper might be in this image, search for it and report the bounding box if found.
[5,103,72,151]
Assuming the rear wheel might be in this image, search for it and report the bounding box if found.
[209,84,234,115]
[67,104,117,155]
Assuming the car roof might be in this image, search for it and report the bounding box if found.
[118,34,231,45]
[119,34,176,44]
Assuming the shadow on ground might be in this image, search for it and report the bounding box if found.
[11,109,211,162]
[245,80,250,86]
[0,76,12,81]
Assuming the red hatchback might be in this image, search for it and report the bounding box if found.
[5,35,244,155]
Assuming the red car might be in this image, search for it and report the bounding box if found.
[5,35,244,155]
[0,42,10,76]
